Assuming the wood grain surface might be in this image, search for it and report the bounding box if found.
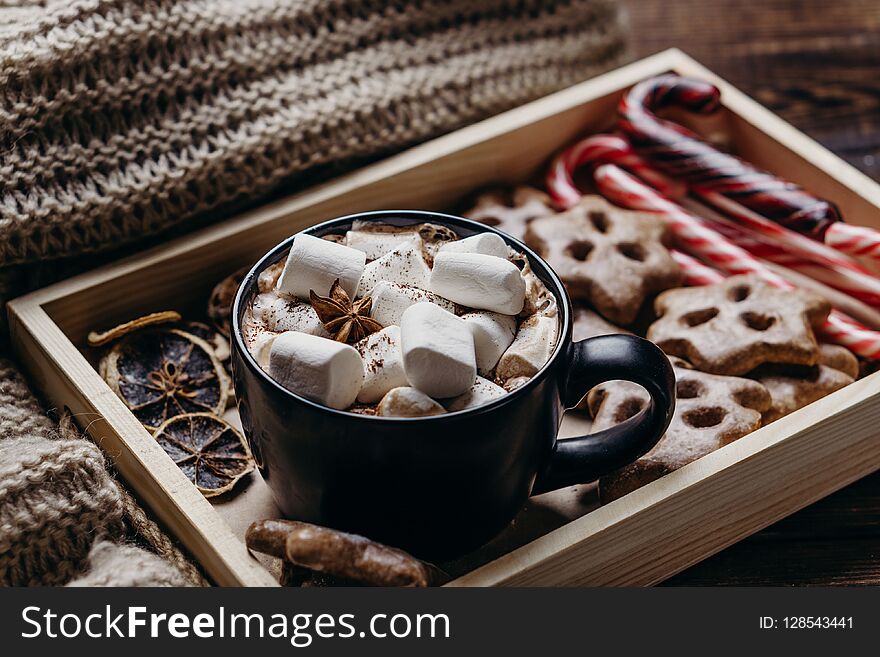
[624,0,880,586]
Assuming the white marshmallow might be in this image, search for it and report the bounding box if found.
[346,229,421,261]
[461,311,517,374]
[268,332,363,410]
[367,281,455,327]
[399,302,476,398]
[357,242,431,296]
[496,313,559,380]
[249,331,279,369]
[253,293,329,337]
[377,387,446,417]
[430,251,526,315]
[502,376,531,392]
[354,326,409,403]
[445,376,507,412]
[277,233,366,300]
[438,233,509,259]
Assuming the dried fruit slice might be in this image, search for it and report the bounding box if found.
[88,311,182,347]
[175,320,230,361]
[102,328,228,430]
[172,321,235,406]
[154,413,253,497]
[208,268,247,336]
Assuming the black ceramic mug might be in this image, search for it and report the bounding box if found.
[232,211,675,559]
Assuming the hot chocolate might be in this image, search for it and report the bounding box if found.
[231,211,675,554]
[241,220,559,415]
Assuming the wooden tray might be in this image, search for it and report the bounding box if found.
[9,50,880,587]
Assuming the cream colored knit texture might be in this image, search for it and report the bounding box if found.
[0,359,125,585]
[0,435,123,585]
[0,358,199,586]
[0,0,625,265]
[66,541,192,587]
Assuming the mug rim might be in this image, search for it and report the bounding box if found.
[231,209,573,423]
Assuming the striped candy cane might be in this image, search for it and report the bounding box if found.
[547,133,880,309]
[825,222,880,261]
[618,73,880,263]
[671,250,725,286]
[618,74,840,237]
[547,134,685,207]
[679,199,880,309]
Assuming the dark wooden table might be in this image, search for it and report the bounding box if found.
[622,0,880,585]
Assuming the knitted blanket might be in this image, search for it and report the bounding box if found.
[0,0,625,266]
[0,0,627,586]
[0,360,203,586]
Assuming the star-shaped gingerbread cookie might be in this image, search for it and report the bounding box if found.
[573,304,634,343]
[572,304,633,410]
[647,275,831,376]
[751,343,857,423]
[464,186,557,243]
[524,195,682,325]
[588,357,772,503]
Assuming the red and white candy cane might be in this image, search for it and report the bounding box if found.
[618,73,880,263]
[825,222,880,261]
[548,138,789,282]
[671,250,724,286]
[618,74,840,236]
[687,166,880,266]
[688,190,875,277]
[546,136,880,355]
[591,164,880,359]
[548,133,880,309]
[547,134,685,207]
[680,198,880,309]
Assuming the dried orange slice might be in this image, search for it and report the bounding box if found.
[102,328,228,430]
[175,320,230,361]
[88,311,181,347]
[153,413,253,497]
[207,268,247,336]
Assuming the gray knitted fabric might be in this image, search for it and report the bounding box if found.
[0,359,125,586]
[0,0,627,586]
[0,358,202,586]
[0,360,122,586]
[0,0,626,266]
[0,435,124,585]
[67,541,191,587]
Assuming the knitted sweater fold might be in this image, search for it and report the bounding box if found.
[0,0,626,265]
[0,360,126,586]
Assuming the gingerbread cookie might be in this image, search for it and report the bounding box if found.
[817,343,859,378]
[572,304,632,410]
[589,357,772,503]
[464,186,556,243]
[572,304,633,342]
[524,195,682,325]
[647,275,831,376]
[751,343,857,423]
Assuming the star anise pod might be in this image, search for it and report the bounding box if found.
[309,279,383,343]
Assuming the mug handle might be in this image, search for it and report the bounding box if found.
[532,334,675,495]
